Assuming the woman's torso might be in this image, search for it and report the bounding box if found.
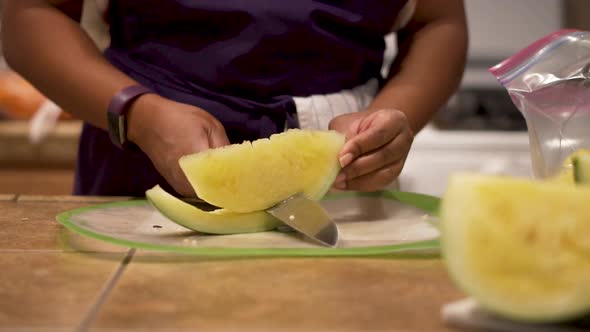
[75,0,409,196]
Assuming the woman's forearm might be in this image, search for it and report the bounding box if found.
[368,0,468,133]
[2,0,137,130]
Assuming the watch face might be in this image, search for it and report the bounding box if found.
[119,116,127,144]
[107,111,126,148]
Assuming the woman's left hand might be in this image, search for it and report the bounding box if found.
[328,109,414,191]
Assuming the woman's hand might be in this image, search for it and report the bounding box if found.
[328,109,414,191]
[127,94,229,197]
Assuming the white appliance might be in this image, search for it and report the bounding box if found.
[462,0,564,89]
[398,0,564,196]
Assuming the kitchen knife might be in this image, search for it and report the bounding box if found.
[266,193,339,247]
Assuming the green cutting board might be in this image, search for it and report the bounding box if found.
[56,191,441,257]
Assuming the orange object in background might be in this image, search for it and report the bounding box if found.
[0,71,72,120]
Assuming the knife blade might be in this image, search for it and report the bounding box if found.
[266,193,339,247]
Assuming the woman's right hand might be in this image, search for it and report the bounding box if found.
[127,94,230,197]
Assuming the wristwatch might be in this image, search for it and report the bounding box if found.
[107,85,153,150]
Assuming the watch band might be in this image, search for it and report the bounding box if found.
[107,85,153,150]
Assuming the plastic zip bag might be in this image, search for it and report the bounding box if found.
[490,29,590,179]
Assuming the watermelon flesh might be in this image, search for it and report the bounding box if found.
[179,129,345,213]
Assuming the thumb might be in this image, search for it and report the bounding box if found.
[209,126,230,148]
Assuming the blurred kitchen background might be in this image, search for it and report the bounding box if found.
[0,0,589,196]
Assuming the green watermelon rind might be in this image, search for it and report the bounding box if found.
[146,185,281,234]
[573,154,590,184]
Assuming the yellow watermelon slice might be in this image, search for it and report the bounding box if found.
[179,129,345,213]
[441,173,590,323]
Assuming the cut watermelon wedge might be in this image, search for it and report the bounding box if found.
[441,173,590,323]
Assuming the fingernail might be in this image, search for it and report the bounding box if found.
[335,173,346,183]
[339,153,354,168]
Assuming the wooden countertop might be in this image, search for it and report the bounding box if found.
[0,194,468,331]
[0,121,81,168]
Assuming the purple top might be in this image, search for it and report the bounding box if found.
[74,0,409,196]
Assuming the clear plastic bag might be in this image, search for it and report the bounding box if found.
[490,29,590,178]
